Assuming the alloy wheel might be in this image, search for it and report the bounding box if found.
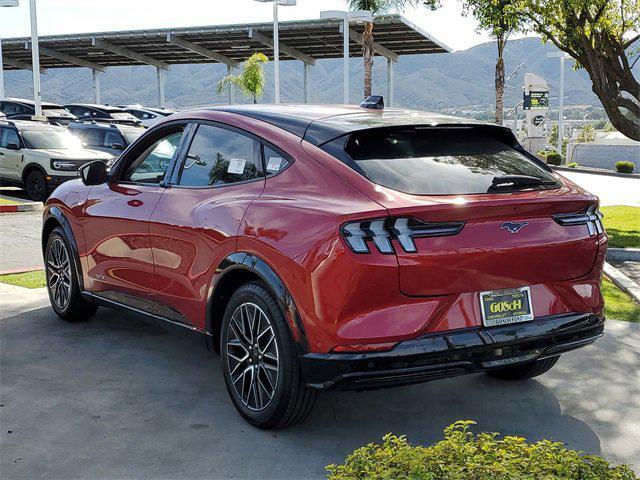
[225,302,280,411]
[27,173,45,200]
[47,237,72,310]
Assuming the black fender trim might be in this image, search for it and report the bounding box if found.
[21,162,48,183]
[206,252,309,353]
[43,206,85,291]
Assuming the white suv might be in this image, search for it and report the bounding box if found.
[0,120,112,201]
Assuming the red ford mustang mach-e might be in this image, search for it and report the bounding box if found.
[42,101,607,428]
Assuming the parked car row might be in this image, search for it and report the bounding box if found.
[0,101,164,200]
[0,98,176,127]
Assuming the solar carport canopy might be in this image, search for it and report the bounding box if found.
[0,15,450,70]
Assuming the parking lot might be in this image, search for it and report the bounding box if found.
[1,284,639,479]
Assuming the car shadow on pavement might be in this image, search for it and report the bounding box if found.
[2,306,636,480]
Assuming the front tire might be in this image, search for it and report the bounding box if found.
[485,356,560,381]
[45,227,98,322]
[25,170,48,202]
[221,282,316,429]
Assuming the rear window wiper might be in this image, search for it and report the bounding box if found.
[488,175,556,192]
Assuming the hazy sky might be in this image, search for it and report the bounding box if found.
[0,0,517,51]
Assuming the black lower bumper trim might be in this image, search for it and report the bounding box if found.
[300,313,604,391]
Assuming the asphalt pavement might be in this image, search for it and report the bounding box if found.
[1,285,639,479]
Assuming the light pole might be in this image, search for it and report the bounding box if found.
[0,0,20,100]
[320,10,373,104]
[548,51,569,154]
[255,0,296,104]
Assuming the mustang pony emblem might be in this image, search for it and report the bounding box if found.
[501,221,529,234]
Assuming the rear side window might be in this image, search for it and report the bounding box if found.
[263,145,291,176]
[178,124,263,187]
[78,128,104,147]
[0,128,20,148]
[342,128,558,195]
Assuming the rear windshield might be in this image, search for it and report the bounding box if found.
[342,128,558,195]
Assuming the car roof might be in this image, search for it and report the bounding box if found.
[211,104,498,146]
[5,97,63,108]
[64,103,127,113]
[69,121,144,131]
[1,120,66,131]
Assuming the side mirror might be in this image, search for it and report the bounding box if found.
[6,143,20,151]
[111,143,124,151]
[79,160,108,186]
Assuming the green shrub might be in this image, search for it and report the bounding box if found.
[326,421,638,480]
[546,152,563,165]
[616,161,635,174]
[567,162,579,168]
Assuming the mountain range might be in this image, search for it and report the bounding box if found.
[3,36,614,113]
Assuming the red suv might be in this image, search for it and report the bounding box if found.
[42,103,606,429]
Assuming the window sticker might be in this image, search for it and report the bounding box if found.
[227,158,247,174]
[267,156,283,172]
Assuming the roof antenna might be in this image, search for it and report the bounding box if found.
[360,95,384,110]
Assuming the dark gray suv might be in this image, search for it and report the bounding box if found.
[67,122,145,160]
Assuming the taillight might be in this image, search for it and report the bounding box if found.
[341,217,465,254]
[553,205,604,236]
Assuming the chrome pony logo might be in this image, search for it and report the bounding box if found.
[500,221,529,234]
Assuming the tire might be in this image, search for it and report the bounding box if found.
[485,355,560,381]
[220,281,316,429]
[25,169,48,202]
[45,227,98,322]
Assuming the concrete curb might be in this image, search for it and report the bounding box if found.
[553,165,640,179]
[0,266,43,276]
[604,262,640,305]
[0,202,43,213]
[607,248,640,262]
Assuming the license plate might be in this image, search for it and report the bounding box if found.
[480,287,534,327]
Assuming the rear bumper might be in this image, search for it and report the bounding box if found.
[300,312,604,391]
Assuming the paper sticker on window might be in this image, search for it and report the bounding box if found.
[267,156,283,172]
[227,158,246,174]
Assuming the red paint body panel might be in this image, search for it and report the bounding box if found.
[43,108,607,357]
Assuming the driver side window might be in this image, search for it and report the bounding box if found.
[123,129,184,184]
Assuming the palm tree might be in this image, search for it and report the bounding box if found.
[348,0,437,99]
[216,52,268,104]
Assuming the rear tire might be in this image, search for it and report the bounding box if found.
[45,227,98,322]
[25,170,49,202]
[485,356,560,381]
[220,281,316,429]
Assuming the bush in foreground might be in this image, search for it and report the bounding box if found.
[546,152,563,165]
[616,161,635,173]
[326,421,637,480]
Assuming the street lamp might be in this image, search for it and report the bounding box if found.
[0,0,20,100]
[255,0,296,104]
[548,51,570,154]
[320,10,373,104]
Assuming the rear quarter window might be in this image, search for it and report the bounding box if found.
[340,128,558,195]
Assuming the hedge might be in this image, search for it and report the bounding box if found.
[326,421,637,480]
[616,161,635,174]
[546,152,563,165]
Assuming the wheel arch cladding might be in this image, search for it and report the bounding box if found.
[42,207,85,290]
[206,252,308,354]
[22,162,47,183]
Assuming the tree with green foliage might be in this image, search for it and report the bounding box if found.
[348,0,439,99]
[461,0,525,125]
[216,52,268,104]
[517,0,640,141]
[577,123,597,142]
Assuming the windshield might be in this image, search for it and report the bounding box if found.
[110,112,135,120]
[343,128,559,195]
[22,130,83,150]
[42,107,72,116]
[121,129,144,144]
